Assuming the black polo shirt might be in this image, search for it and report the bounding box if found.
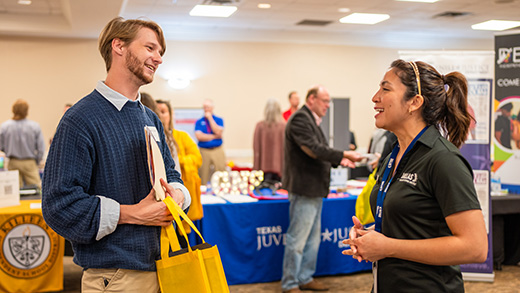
[370,126,481,292]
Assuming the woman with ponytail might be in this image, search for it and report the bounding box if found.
[156,100,203,239]
[343,59,487,292]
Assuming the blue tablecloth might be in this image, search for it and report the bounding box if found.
[193,196,372,285]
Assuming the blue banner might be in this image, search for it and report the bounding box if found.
[196,197,371,285]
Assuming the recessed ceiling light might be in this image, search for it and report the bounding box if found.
[338,8,350,13]
[18,0,32,5]
[395,0,439,3]
[471,20,520,31]
[258,3,271,9]
[168,76,191,90]
[339,13,390,25]
[189,5,238,18]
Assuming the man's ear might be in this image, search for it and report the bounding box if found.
[307,94,316,106]
[112,38,125,57]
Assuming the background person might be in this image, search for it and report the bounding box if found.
[50,103,73,145]
[512,109,520,149]
[195,99,226,185]
[157,99,203,236]
[140,92,158,112]
[495,102,513,149]
[343,60,487,292]
[366,128,397,172]
[42,17,190,292]
[141,93,181,175]
[281,85,361,293]
[0,99,45,189]
[348,131,357,150]
[283,91,300,121]
[253,98,286,182]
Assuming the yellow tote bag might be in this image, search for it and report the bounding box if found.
[355,168,376,225]
[156,197,229,293]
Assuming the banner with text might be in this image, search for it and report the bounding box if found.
[494,31,520,193]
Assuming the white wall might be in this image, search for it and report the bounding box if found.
[0,36,492,164]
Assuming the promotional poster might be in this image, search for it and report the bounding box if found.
[494,31,520,194]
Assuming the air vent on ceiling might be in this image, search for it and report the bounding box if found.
[296,19,333,26]
[204,0,239,4]
[433,11,472,18]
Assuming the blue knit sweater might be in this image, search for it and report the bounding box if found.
[42,90,181,271]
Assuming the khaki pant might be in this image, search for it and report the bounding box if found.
[82,268,160,293]
[7,158,41,188]
[199,146,226,185]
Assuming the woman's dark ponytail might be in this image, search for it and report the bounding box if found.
[441,72,473,148]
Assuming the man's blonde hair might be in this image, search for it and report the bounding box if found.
[98,17,166,72]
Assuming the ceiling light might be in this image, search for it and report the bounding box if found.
[338,8,350,13]
[258,3,271,9]
[395,0,439,3]
[189,5,237,17]
[168,76,191,90]
[472,20,520,31]
[339,13,390,25]
[18,0,32,5]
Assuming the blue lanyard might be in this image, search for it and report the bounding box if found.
[374,126,428,232]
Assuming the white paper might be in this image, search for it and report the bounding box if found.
[347,179,368,188]
[0,170,20,208]
[30,202,42,209]
[473,170,490,233]
[201,194,228,205]
[145,126,167,201]
[330,167,348,187]
[218,194,259,203]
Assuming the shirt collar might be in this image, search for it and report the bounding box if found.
[95,80,145,112]
[416,125,439,148]
[305,105,322,126]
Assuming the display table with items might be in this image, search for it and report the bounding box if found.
[194,193,372,285]
[0,200,65,293]
[492,193,520,269]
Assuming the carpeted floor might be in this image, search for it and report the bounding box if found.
[58,256,520,292]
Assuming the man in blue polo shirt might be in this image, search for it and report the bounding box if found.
[195,99,226,185]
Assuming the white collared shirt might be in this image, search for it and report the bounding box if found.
[95,80,145,112]
[307,105,322,126]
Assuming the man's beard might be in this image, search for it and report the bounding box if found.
[126,50,153,85]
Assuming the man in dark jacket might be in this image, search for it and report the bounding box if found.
[281,86,361,293]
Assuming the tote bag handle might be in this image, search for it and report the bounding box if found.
[161,197,207,254]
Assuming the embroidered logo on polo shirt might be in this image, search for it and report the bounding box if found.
[399,172,418,186]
